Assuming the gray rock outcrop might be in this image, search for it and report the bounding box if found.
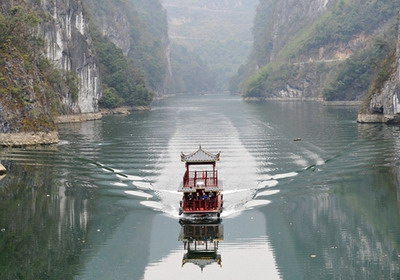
[40,0,101,114]
[0,0,101,146]
[0,131,59,147]
[358,17,400,123]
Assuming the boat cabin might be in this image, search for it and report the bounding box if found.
[178,146,223,217]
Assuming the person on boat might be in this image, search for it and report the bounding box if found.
[187,192,193,200]
[200,192,208,200]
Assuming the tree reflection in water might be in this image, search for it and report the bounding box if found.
[0,161,91,280]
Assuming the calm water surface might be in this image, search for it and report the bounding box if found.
[1,95,400,279]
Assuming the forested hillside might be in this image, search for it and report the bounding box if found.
[84,0,171,105]
[0,0,169,137]
[233,0,400,102]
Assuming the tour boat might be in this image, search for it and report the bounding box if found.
[178,146,223,219]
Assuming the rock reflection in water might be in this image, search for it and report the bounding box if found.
[178,220,224,271]
[0,161,90,280]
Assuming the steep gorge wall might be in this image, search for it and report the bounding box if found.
[39,0,101,114]
[358,17,400,123]
[0,0,171,145]
[0,0,102,145]
[0,0,100,120]
[85,0,171,96]
[237,0,399,102]
[252,0,335,66]
[235,0,340,99]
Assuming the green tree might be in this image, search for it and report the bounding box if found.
[91,31,154,107]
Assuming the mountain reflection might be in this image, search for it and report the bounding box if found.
[178,220,224,271]
[258,123,400,279]
[0,161,90,280]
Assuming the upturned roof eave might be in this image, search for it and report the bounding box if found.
[181,145,220,163]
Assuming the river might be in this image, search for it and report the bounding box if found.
[1,95,400,279]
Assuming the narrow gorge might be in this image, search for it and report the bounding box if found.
[233,0,400,113]
[0,0,170,146]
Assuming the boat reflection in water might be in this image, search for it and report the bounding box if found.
[178,220,224,271]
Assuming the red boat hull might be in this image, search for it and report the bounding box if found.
[179,194,223,218]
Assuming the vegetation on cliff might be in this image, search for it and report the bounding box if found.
[0,5,74,133]
[301,0,398,53]
[324,34,397,101]
[1,0,171,131]
[85,0,169,96]
[92,31,153,108]
[234,0,400,101]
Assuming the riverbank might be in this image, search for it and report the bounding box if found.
[323,100,362,106]
[0,131,59,147]
[357,113,400,124]
[243,97,324,102]
[0,107,152,147]
[243,97,363,106]
[55,112,102,124]
[100,106,151,116]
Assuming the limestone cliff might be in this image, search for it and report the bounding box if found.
[0,0,100,137]
[252,0,335,67]
[40,0,101,114]
[84,0,172,96]
[235,0,400,102]
[0,0,171,145]
[358,17,400,123]
[0,3,56,138]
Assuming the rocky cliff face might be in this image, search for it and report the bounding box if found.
[0,0,100,145]
[254,0,335,66]
[39,0,101,114]
[358,18,400,123]
[237,0,400,102]
[1,0,100,117]
[85,0,171,96]
[235,0,342,99]
[0,0,171,145]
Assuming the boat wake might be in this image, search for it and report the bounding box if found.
[81,112,360,220]
[86,152,316,220]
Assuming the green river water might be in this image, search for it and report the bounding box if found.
[1,95,400,279]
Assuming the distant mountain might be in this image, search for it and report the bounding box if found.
[164,0,258,92]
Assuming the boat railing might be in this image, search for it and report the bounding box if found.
[182,197,219,211]
[181,224,221,239]
[183,170,218,188]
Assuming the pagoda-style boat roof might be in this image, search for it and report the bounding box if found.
[182,253,222,270]
[181,145,220,163]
